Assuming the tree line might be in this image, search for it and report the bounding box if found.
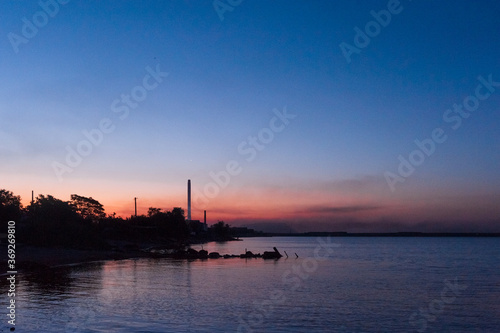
[0,189,234,249]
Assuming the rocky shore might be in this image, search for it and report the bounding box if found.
[0,239,282,273]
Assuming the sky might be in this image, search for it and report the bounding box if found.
[1,0,499,232]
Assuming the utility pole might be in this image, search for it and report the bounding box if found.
[134,197,137,217]
[31,190,34,204]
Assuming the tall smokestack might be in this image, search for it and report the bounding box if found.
[204,210,207,232]
[187,179,191,221]
[134,197,137,217]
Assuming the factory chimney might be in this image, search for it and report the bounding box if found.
[204,210,207,232]
[187,179,191,221]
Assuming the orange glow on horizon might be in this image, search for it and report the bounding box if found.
[6,176,500,231]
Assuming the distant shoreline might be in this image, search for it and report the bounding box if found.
[259,232,500,237]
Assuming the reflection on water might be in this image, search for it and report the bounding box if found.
[22,266,75,297]
[8,237,500,332]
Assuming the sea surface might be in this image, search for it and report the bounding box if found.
[4,237,500,332]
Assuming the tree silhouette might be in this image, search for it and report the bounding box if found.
[70,194,106,221]
[0,189,23,222]
[25,195,103,248]
[154,207,189,240]
[0,188,195,249]
[147,207,162,217]
[210,220,231,240]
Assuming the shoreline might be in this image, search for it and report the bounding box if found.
[1,243,158,274]
[1,237,240,273]
[4,233,498,273]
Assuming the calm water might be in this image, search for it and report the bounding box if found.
[4,237,500,332]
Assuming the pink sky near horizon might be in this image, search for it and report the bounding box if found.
[6,175,500,233]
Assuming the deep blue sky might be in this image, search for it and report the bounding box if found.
[2,0,500,232]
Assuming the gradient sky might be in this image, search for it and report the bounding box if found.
[1,0,499,232]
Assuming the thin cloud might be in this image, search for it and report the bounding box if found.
[311,204,382,214]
